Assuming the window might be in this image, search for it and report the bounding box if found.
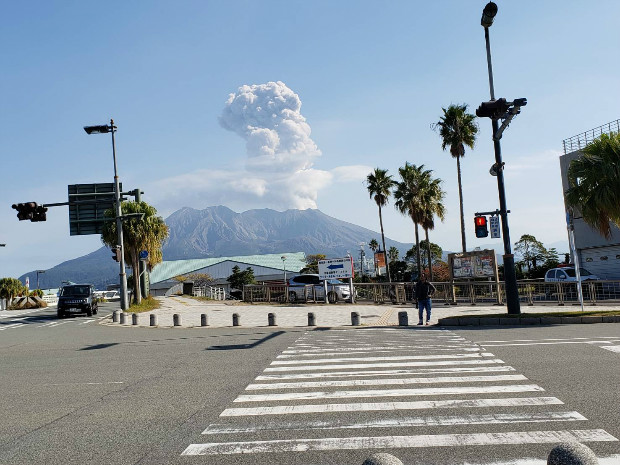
[546,270,556,279]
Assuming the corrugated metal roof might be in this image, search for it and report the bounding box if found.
[149,252,307,284]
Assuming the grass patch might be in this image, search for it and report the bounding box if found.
[127,296,160,313]
[452,310,620,319]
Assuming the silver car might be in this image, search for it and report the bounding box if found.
[288,274,351,303]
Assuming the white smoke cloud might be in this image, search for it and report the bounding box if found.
[150,81,371,214]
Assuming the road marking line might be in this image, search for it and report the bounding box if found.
[246,374,528,391]
[0,323,25,331]
[256,365,517,381]
[182,429,617,455]
[221,396,564,416]
[477,337,620,343]
[601,346,620,353]
[280,345,479,355]
[233,384,544,403]
[270,353,495,366]
[204,411,586,434]
[480,341,620,347]
[41,381,124,386]
[264,358,505,372]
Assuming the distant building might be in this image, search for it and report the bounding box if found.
[560,119,620,278]
[149,252,307,296]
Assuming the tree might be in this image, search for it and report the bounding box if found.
[387,246,399,263]
[434,104,479,253]
[394,163,431,277]
[227,265,255,290]
[566,132,620,239]
[514,234,547,278]
[419,174,446,281]
[173,273,215,287]
[368,239,379,252]
[101,200,169,305]
[366,168,396,281]
[300,254,326,274]
[406,240,443,275]
[0,278,26,307]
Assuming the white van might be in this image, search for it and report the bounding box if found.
[544,267,599,282]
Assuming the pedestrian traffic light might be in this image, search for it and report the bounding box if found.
[31,205,48,222]
[112,246,120,262]
[475,216,489,238]
[11,202,38,221]
[476,98,510,119]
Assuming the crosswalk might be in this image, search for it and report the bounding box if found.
[0,314,107,331]
[475,336,620,355]
[182,328,618,463]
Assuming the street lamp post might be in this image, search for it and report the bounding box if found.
[281,256,287,284]
[36,270,45,290]
[84,119,129,311]
[480,2,521,315]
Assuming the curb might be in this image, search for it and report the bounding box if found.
[438,315,620,326]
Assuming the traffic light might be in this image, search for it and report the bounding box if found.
[12,202,38,221]
[112,246,120,262]
[476,98,510,119]
[31,205,48,222]
[475,216,489,238]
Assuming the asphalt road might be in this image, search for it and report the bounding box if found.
[0,303,619,465]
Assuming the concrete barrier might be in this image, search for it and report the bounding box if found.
[547,442,598,464]
[119,312,127,324]
[308,312,316,326]
[132,313,138,325]
[268,313,276,326]
[362,453,404,465]
[150,314,157,326]
[113,311,120,323]
[398,311,408,326]
[173,313,181,326]
[232,313,240,326]
[201,313,208,327]
[351,312,360,326]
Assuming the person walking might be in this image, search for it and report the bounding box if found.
[415,273,436,325]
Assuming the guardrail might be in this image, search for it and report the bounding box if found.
[243,280,620,305]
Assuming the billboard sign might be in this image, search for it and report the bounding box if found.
[374,251,386,276]
[68,183,121,236]
[318,257,354,280]
[448,250,498,280]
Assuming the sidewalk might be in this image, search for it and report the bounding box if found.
[102,296,620,328]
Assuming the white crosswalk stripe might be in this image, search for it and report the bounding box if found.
[182,327,618,461]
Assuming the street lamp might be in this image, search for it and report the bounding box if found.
[480,2,521,315]
[36,270,45,290]
[281,255,287,284]
[84,119,129,311]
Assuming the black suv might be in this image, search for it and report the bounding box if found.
[57,284,98,318]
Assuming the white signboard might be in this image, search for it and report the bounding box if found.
[318,257,354,280]
[490,216,501,238]
[25,276,30,289]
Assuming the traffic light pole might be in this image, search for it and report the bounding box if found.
[484,26,521,315]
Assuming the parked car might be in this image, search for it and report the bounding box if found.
[544,267,599,283]
[57,284,98,318]
[287,274,352,303]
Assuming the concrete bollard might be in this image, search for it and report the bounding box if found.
[173,313,181,326]
[132,313,138,325]
[362,453,404,465]
[232,313,240,326]
[268,313,276,326]
[351,311,360,326]
[112,311,120,323]
[201,313,208,327]
[547,443,599,465]
[308,312,316,326]
[119,312,127,325]
[398,311,409,326]
[150,313,157,327]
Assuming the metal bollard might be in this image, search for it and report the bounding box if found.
[201,313,208,327]
[547,442,598,465]
[268,313,276,326]
[362,453,404,465]
[232,313,240,326]
[150,313,157,326]
[113,311,120,323]
[119,312,127,324]
[173,313,181,326]
[351,311,360,326]
[132,313,138,325]
[398,311,408,326]
[307,312,316,326]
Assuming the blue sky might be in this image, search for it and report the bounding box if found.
[2,0,620,280]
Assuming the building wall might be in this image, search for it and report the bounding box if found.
[559,150,620,278]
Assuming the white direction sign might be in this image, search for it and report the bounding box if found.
[318,257,354,280]
[490,216,501,239]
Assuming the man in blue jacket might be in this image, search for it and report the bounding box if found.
[415,273,436,325]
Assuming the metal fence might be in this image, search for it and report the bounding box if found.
[192,285,226,300]
[243,280,620,305]
[562,119,620,154]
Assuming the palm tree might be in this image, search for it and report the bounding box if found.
[434,104,478,253]
[420,176,446,281]
[102,200,169,305]
[368,239,379,252]
[566,132,620,239]
[366,168,396,281]
[394,163,431,277]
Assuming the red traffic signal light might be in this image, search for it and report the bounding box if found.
[475,216,489,238]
